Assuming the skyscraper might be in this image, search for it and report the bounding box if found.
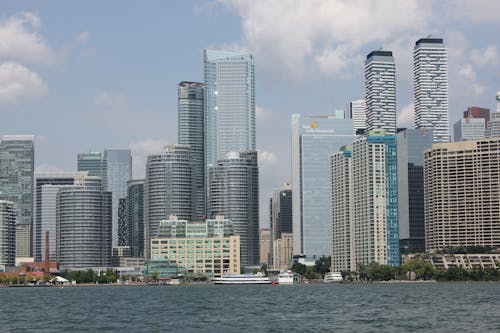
[0,200,16,267]
[365,51,396,135]
[454,118,486,141]
[57,177,112,268]
[33,171,90,261]
[486,93,500,137]
[291,114,354,261]
[270,183,292,241]
[208,150,259,267]
[144,144,192,259]
[349,99,366,134]
[104,149,132,246]
[414,38,449,143]
[127,179,144,258]
[0,135,34,257]
[178,81,205,221]
[396,128,433,253]
[77,152,106,181]
[204,50,255,169]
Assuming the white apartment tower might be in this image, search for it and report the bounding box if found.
[414,38,449,143]
[365,51,396,135]
[349,99,366,134]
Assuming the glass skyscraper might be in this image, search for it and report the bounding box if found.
[208,150,259,267]
[77,152,106,181]
[414,38,449,143]
[291,114,354,260]
[365,51,396,135]
[127,179,144,258]
[0,135,34,257]
[204,50,255,168]
[0,200,16,267]
[178,81,205,221]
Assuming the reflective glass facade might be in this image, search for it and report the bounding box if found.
[127,179,144,258]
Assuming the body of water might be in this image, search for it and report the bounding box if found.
[0,283,499,332]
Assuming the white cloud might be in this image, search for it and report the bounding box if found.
[458,64,476,80]
[256,105,272,123]
[92,92,128,108]
[397,102,414,128]
[76,31,91,44]
[445,0,499,22]
[129,139,169,178]
[0,62,47,104]
[0,12,56,66]
[258,150,278,167]
[219,0,434,81]
[470,45,498,67]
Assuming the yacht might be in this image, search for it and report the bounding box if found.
[212,272,271,285]
[324,271,343,283]
[277,270,296,285]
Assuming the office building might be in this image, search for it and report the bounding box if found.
[77,152,105,181]
[144,144,192,259]
[414,38,449,143]
[104,149,132,246]
[291,114,354,260]
[365,51,396,134]
[463,106,490,126]
[259,229,271,265]
[424,138,500,251]
[33,172,90,261]
[0,135,34,257]
[118,198,127,246]
[204,50,255,168]
[396,128,433,253]
[127,179,144,258]
[454,117,485,141]
[486,93,500,137]
[57,177,112,268]
[349,99,366,134]
[331,130,399,269]
[150,215,240,277]
[272,232,293,270]
[0,200,16,267]
[208,150,259,267]
[270,183,292,241]
[178,81,205,221]
[330,146,354,272]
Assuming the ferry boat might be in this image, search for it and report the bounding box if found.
[212,272,271,285]
[277,270,296,285]
[323,271,343,283]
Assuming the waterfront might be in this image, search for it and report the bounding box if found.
[1,283,499,332]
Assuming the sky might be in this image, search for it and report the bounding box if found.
[0,0,499,227]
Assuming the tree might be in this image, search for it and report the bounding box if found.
[291,262,306,275]
[314,256,331,278]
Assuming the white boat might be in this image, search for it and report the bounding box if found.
[277,270,295,284]
[324,271,343,283]
[212,272,271,285]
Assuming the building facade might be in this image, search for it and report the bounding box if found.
[204,50,255,169]
[127,179,144,258]
[414,38,449,143]
[272,233,293,270]
[454,117,485,141]
[144,144,192,259]
[365,51,396,135]
[77,152,105,181]
[349,99,366,134]
[0,200,16,267]
[259,229,271,265]
[291,114,354,260]
[396,128,433,253]
[150,216,240,277]
[178,81,205,221]
[208,150,259,267]
[424,138,500,251]
[0,135,34,257]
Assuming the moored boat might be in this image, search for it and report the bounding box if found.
[212,272,271,285]
[323,271,343,283]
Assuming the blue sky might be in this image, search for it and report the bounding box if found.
[0,0,499,226]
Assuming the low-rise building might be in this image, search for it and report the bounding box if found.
[403,253,500,270]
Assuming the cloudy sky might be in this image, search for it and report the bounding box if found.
[1,0,499,227]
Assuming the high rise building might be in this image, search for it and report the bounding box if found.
[259,229,271,265]
[331,130,399,269]
[463,107,490,127]
[144,144,192,259]
[204,50,255,169]
[57,177,112,268]
[208,150,259,267]
[0,200,16,267]
[291,114,354,261]
[178,81,205,221]
[424,138,500,251]
[15,224,31,258]
[77,152,105,181]
[414,38,449,143]
[104,149,132,246]
[349,99,366,134]
[0,135,34,257]
[396,128,433,253]
[33,171,90,261]
[118,198,127,246]
[454,118,486,141]
[486,93,500,137]
[365,51,396,135]
[272,232,293,270]
[270,183,292,241]
[127,179,144,258]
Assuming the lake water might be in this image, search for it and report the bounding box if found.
[1,283,499,332]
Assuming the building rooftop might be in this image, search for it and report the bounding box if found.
[415,38,444,45]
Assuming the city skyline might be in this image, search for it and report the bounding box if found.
[0,2,499,228]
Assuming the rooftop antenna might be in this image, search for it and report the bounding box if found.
[426,34,432,38]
